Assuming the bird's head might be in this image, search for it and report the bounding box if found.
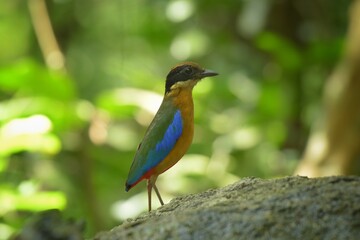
[165,62,218,94]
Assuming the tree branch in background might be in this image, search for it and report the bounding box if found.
[295,0,360,177]
[27,0,104,231]
[28,0,65,71]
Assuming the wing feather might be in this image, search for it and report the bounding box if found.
[126,100,183,188]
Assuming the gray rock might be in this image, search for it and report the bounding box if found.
[93,176,360,240]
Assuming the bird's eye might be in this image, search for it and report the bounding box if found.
[184,67,193,75]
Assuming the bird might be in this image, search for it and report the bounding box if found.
[125,62,218,211]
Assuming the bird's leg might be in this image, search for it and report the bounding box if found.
[153,184,164,206]
[147,179,152,212]
[147,175,164,211]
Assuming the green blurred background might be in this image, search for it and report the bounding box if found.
[0,0,351,238]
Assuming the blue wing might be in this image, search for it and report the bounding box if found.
[126,100,183,189]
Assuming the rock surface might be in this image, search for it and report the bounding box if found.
[93,176,360,240]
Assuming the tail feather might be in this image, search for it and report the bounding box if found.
[125,182,132,192]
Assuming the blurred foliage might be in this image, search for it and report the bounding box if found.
[0,0,351,238]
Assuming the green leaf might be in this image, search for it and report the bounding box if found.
[0,59,76,101]
[256,32,302,71]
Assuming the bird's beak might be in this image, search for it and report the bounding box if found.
[200,69,218,78]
